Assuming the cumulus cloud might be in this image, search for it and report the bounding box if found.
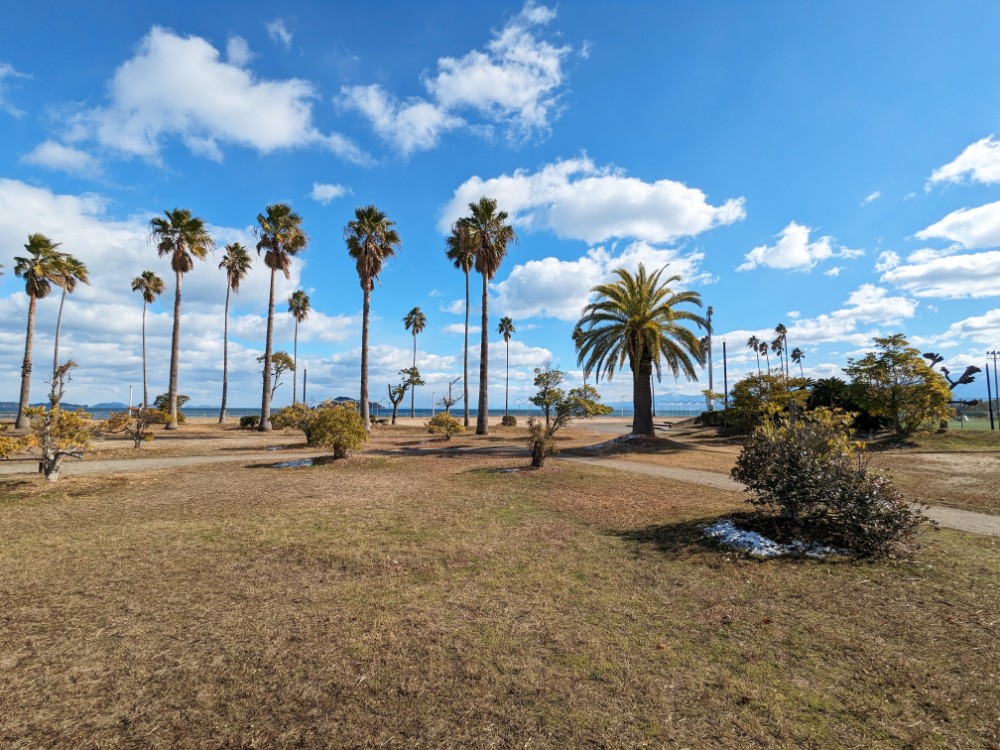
[927,135,1000,187]
[226,35,254,66]
[880,250,1000,298]
[341,1,573,153]
[824,266,843,277]
[738,221,861,272]
[439,156,745,244]
[20,140,101,176]
[494,241,708,322]
[58,27,366,165]
[861,190,881,205]
[443,323,481,334]
[916,199,1000,249]
[0,62,28,117]
[266,19,293,48]
[942,309,1000,344]
[309,182,349,205]
[874,250,901,273]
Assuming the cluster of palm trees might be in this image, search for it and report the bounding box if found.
[746,324,805,377]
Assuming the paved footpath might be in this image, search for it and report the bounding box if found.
[562,456,1000,537]
[0,451,318,477]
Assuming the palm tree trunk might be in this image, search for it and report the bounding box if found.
[52,288,67,383]
[292,319,299,405]
[141,301,150,409]
[166,271,182,430]
[259,267,276,432]
[219,286,231,423]
[15,295,37,430]
[463,268,470,428]
[410,333,416,419]
[361,286,371,431]
[476,272,489,435]
[505,339,509,416]
[631,354,655,436]
[755,351,761,375]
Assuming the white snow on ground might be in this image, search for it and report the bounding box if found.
[704,519,845,559]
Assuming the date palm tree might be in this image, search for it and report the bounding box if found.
[446,224,475,427]
[131,270,166,409]
[218,244,252,422]
[255,203,307,431]
[498,316,515,416]
[574,263,706,436]
[746,335,762,374]
[345,204,401,431]
[149,209,215,429]
[774,323,789,376]
[51,253,90,385]
[288,290,310,405]
[456,196,517,435]
[13,234,66,429]
[403,306,426,418]
[790,346,805,376]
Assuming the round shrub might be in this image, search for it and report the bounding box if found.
[501,414,517,427]
[427,412,465,439]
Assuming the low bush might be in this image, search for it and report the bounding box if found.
[309,403,367,459]
[239,415,260,430]
[731,408,925,559]
[427,412,465,439]
[501,415,517,427]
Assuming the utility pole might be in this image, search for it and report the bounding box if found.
[987,363,996,431]
[303,368,307,404]
[705,306,714,411]
[989,351,999,424]
[722,340,729,410]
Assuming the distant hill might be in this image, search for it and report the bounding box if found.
[90,402,129,410]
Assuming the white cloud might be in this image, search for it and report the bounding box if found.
[266,19,293,48]
[309,182,349,205]
[20,140,101,176]
[927,135,1000,187]
[824,266,843,277]
[443,323,481,335]
[861,190,881,205]
[0,62,28,117]
[488,339,553,367]
[874,250,901,272]
[494,241,708,322]
[880,250,1000,298]
[342,1,573,154]
[226,35,254,66]
[61,27,367,165]
[738,221,837,272]
[943,309,1000,344]
[440,156,745,244]
[916,199,1000,249]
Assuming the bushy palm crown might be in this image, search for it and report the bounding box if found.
[575,264,706,382]
[404,307,426,336]
[219,243,253,293]
[498,316,515,341]
[288,290,310,322]
[345,205,401,289]
[256,204,306,277]
[52,254,90,294]
[131,270,165,303]
[445,224,475,273]
[457,196,517,278]
[14,233,66,299]
[150,209,214,271]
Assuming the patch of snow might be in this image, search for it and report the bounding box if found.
[272,458,316,468]
[703,519,845,559]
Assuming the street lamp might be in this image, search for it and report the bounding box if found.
[620,396,625,418]
[431,392,436,417]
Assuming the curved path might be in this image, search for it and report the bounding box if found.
[561,456,1000,537]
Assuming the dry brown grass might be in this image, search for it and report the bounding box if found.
[2,441,998,749]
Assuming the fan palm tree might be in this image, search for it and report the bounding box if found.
[498,316,515,416]
[50,253,90,384]
[218,244,252,422]
[255,203,307,431]
[446,224,475,428]
[288,290,310,405]
[149,208,215,429]
[746,335,762,374]
[790,346,805,376]
[759,341,771,372]
[13,234,66,429]
[345,204,401,431]
[775,323,789,376]
[131,270,166,409]
[456,196,517,435]
[403,306,426,418]
[574,264,706,436]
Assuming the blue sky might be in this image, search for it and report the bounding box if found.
[2,1,1000,408]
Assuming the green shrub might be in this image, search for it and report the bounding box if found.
[270,403,311,433]
[731,408,925,558]
[501,414,517,427]
[308,403,367,458]
[239,415,260,430]
[427,412,465,439]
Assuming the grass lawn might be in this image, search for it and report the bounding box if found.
[2,447,998,749]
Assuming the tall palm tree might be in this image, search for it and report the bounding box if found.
[456,196,517,435]
[288,289,311,405]
[255,203,307,431]
[345,204,401,431]
[446,224,475,427]
[771,336,785,377]
[498,316,515,416]
[759,340,771,372]
[218,244,252,422]
[13,234,66,429]
[746,335,762,374]
[403,306,426,418]
[574,263,706,436]
[149,209,215,429]
[131,270,165,409]
[790,346,805,376]
[51,253,90,384]
[775,323,789,376]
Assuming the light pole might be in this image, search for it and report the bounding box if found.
[620,396,625,418]
[431,392,436,417]
[705,305,714,411]
[989,350,999,419]
[128,385,133,410]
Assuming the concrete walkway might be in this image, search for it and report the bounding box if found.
[0,450,319,477]
[562,456,1000,537]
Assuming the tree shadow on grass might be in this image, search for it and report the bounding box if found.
[610,513,755,560]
